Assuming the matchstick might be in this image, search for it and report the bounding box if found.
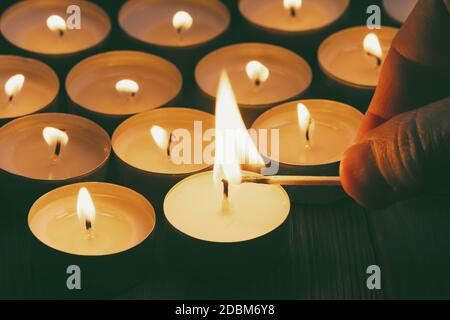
[240,175,341,187]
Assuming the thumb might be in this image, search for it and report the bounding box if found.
[340,97,450,209]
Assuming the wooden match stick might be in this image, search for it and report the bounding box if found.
[241,175,341,186]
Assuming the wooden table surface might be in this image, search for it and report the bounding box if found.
[1,0,449,300]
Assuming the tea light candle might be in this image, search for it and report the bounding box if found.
[195,43,312,126]
[28,182,156,296]
[383,0,418,25]
[318,26,398,108]
[251,99,363,203]
[118,0,230,77]
[0,55,59,126]
[66,51,183,133]
[0,113,111,212]
[0,0,111,56]
[112,107,215,202]
[163,71,290,275]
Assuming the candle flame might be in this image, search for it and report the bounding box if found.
[363,33,383,60]
[77,187,96,230]
[284,0,302,15]
[115,79,139,96]
[213,70,264,185]
[150,125,170,152]
[43,127,69,148]
[173,11,193,33]
[246,61,270,86]
[46,15,67,34]
[4,74,25,99]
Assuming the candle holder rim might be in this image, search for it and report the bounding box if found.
[0,0,112,56]
[251,99,364,167]
[318,25,399,89]
[238,0,350,35]
[112,107,215,176]
[65,50,183,116]
[163,170,291,244]
[27,181,157,257]
[0,55,60,120]
[118,0,231,49]
[195,42,313,107]
[0,112,112,182]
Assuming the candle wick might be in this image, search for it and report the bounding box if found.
[54,140,62,158]
[222,179,229,200]
[290,7,297,18]
[85,219,92,231]
[167,133,174,157]
[367,53,382,67]
[8,95,13,103]
[255,78,261,87]
[131,92,136,98]
[59,30,64,37]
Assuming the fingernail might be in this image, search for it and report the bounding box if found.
[340,142,395,209]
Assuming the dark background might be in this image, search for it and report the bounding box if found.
[1,0,449,299]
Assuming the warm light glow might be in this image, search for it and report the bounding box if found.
[213,71,264,185]
[172,11,193,33]
[284,0,302,15]
[42,127,69,148]
[4,74,25,99]
[77,187,96,228]
[246,61,270,85]
[363,33,383,60]
[115,79,139,96]
[150,125,170,152]
[46,15,67,34]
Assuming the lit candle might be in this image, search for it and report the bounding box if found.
[163,71,290,274]
[195,43,312,126]
[28,182,156,295]
[112,107,215,201]
[0,55,59,126]
[251,99,363,203]
[118,0,230,76]
[66,51,182,133]
[0,113,111,208]
[383,0,418,25]
[318,26,398,108]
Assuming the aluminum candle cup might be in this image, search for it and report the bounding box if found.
[251,100,363,204]
[238,0,350,62]
[66,51,183,134]
[318,26,398,110]
[112,108,215,204]
[0,55,59,126]
[163,171,291,277]
[0,0,111,76]
[0,113,111,218]
[195,43,312,127]
[118,0,230,80]
[28,182,156,297]
[383,0,418,25]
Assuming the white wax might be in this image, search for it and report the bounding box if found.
[318,26,398,88]
[196,43,312,106]
[119,0,230,47]
[66,51,182,116]
[112,108,214,174]
[0,0,110,55]
[164,171,290,243]
[28,182,155,256]
[251,100,363,165]
[0,56,59,120]
[0,113,110,180]
[383,0,418,24]
[239,0,350,33]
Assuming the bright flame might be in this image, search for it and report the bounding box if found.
[213,71,264,185]
[284,0,302,14]
[42,127,69,148]
[4,74,25,99]
[150,125,170,151]
[363,33,383,60]
[46,15,67,34]
[297,103,311,133]
[115,79,139,96]
[172,11,193,33]
[77,187,96,228]
[246,61,270,85]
